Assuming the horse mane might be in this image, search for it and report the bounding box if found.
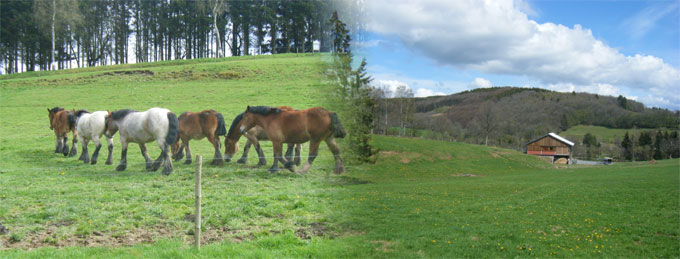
[248,106,282,115]
[226,113,244,139]
[49,107,64,113]
[111,109,137,120]
[75,109,90,118]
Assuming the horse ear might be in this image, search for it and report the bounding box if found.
[47,108,50,112]
[246,106,251,112]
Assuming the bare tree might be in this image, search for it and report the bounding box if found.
[479,102,498,146]
[394,85,414,136]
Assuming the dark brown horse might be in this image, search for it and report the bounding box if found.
[224,106,301,166]
[238,106,346,174]
[47,107,78,157]
[171,109,227,165]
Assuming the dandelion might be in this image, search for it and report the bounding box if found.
[448,241,451,244]
[61,171,65,176]
[432,240,436,243]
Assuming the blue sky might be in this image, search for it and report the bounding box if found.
[357,0,679,110]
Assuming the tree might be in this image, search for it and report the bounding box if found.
[653,130,664,160]
[622,132,632,161]
[210,0,225,58]
[583,133,599,147]
[329,11,376,162]
[479,102,498,146]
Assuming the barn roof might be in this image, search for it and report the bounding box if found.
[526,132,574,147]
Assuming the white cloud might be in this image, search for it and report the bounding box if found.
[621,2,679,39]
[366,0,680,109]
[470,77,493,88]
[415,88,446,97]
[373,79,446,98]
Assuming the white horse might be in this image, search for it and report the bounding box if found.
[74,110,114,165]
[105,108,179,175]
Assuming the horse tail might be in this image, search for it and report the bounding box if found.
[215,113,227,136]
[67,111,76,130]
[329,112,346,138]
[165,112,179,146]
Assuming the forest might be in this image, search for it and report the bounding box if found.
[0,0,339,74]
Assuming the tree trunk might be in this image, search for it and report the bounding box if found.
[212,2,222,58]
[51,0,56,71]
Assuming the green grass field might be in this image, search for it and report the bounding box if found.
[1,55,678,258]
[561,125,658,143]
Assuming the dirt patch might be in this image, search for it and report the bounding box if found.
[295,222,332,240]
[378,151,428,164]
[438,153,452,160]
[101,70,154,76]
[648,160,657,164]
[489,152,501,158]
[453,173,483,177]
[372,240,393,252]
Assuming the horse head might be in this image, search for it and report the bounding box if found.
[105,110,118,138]
[47,107,64,130]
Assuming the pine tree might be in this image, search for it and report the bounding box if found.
[622,132,632,161]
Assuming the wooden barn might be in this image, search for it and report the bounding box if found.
[525,132,574,164]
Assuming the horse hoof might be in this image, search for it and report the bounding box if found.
[105,160,113,165]
[268,168,278,174]
[90,160,97,165]
[184,160,192,165]
[236,159,247,164]
[115,165,126,171]
[258,160,267,166]
[162,168,172,175]
[83,159,90,164]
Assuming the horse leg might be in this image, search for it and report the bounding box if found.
[207,134,223,166]
[255,142,267,166]
[294,144,301,166]
[68,132,78,157]
[55,136,62,153]
[173,140,186,162]
[299,140,321,174]
[80,139,90,164]
[284,144,294,164]
[139,143,154,171]
[61,136,69,156]
[151,144,164,172]
[184,142,193,165]
[77,135,87,161]
[105,136,114,165]
[237,139,252,164]
[116,140,128,171]
[161,143,173,176]
[90,137,102,165]
[268,141,285,173]
[325,137,345,174]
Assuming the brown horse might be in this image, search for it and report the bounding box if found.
[238,106,346,174]
[171,110,227,165]
[47,107,78,157]
[224,106,301,166]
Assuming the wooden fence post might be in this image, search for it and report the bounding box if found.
[195,155,202,250]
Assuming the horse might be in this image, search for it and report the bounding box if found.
[74,110,114,165]
[105,108,179,175]
[238,106,346,174]
[170,109,227,166]
[224,106,301,166]
[47,107,78,157]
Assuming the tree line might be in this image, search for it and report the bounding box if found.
[0,0,337,74]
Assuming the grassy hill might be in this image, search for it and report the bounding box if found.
[1,55,678,257]
[561,125,656,143]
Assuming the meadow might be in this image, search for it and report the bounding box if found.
[561,125,657,143]
[1,54,678,258]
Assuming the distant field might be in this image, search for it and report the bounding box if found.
[561,125,658,143]
[1,56,678,258]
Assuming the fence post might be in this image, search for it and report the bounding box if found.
[195,155,202,250]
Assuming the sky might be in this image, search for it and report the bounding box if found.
[356,0,680,110]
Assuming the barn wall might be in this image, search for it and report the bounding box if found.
[526,136,571,156]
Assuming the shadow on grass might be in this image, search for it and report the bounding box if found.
[328,176,374,186]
